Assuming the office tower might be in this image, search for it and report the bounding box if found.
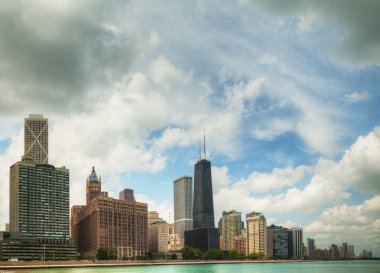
[289,227,303,259]
[219,210,242,251]
[86,166,101,204]
[71,167,148,258]
[9,156,70,244]
[347,245,355,259]
[342,242,348,258]
[330,244,339,260]
[24,114,48,164]
[268,225,288,259]
[307,238,315,260]
[120,188,136,202]
[184,135,219,251]
[173,176,193,240]
[148,212,168,256]
[246,212,267,256]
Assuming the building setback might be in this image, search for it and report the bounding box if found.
[173,176,193,241]
[9,156,70,244]
[71,167,148,258]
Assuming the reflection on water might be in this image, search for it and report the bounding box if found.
[1,261,379,273]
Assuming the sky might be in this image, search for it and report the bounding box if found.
[0,0,379,256]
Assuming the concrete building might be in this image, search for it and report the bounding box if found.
[306,238,315,260]
[268,225,288,259]
[71,167,148,258]
[218,210,242,251]
[266,228,273,258]
[148,211,168,256]
[347,245,355,259]
[289,227,303,259]
[9,156,70,244]
[24,114,48,164]
[173,176,193,241]
[167,223,184,253]
[234,228,247,256]
[185,139,219,251]
[246,212,267,256]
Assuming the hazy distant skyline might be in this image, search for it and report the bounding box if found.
[0,1,379,255]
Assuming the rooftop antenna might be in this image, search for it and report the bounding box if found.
[199,137,201,160]
[203,129,206,159]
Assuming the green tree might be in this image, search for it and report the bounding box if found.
[204,249,224,260]
[182,246,202,260]
[230,250,239,260]
[96,248,108,260]
[171,253,178,260]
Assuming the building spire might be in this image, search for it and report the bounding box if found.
[199,137,202,160]
[203,129,206,159]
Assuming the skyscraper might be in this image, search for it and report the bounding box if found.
[268,224,288,259]
[184,135,219,251]
[24,114,48,164]
[307,238,315,260]
[289,227,303,259]
[219,210,242,251]
[9,156,70,244]
[173,175,193,240]
[246,212,267,256]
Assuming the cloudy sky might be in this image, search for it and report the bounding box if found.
[0,0,379,255]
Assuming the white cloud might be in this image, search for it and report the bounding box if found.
[298,9,317,32]
[305,195,380,254]
[135,194,173,223]
[344,91,369,103]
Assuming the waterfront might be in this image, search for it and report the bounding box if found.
[1,261,379,273]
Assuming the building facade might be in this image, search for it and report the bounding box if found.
[173,176,193,240]
[9,156,70,244]
[307,238,315,260]
[289,227,303,259]
[268,225,288,259]
[246,212,267,256]
[24,114,48,164]
[148,211,168,256]
[218,210,242,251]
[71,167,148,258]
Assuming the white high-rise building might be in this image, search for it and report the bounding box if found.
[173,176,193,240]
[290,227,303,259]
[24,114,48,164]
[246,212,267,256]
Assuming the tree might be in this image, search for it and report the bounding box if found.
[171,253,178,260]
[96,248,108,260]
[204,249,224,260]
[181,246,202,260]
[247,252,265,260]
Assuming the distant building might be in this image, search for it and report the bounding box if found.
[347,245,355,259]
[246,212,267,256]
[266,228,273,258]
[268,225,288,259]
[185,139,219,251]
[71,167,148,258]
[148,211,168,256]
[173,176,193,241]
[24,114,48,164]
[306,238,315,260]
[167,223,184,253]
[5,224,9,232]
[234,228,247,256]
[330,244,339,260]
[219,210,242,251]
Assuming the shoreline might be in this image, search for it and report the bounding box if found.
[0,259,305,270]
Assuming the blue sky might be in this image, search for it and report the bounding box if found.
[0,0,379,256]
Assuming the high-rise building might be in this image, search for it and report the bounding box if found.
[235,228,247,255]
[266,228,273,258]
[307,238,315,260]
[148,211,168,256]
[24,114,48,164]
[347,245,355,259]
[173,176,193,240]
[120,188,136,202]
[184,136,219,251]
[9,156,70,244]
[268,225,288,259]
[289,227,303,259]
[246,212,267,256]
[71,167,148,258]
[219,210,242,251]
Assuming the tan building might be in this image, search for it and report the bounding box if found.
[71,167,148,258]
[24,114,48,164]
[218,210,242,251]
[246,212,267,256]
[148,211,168,256]
[266,228,273,258]
[167,223,184,253]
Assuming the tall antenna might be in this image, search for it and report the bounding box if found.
[203,129,206,159]
[199,137,201,160]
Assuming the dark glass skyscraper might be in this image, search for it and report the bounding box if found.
[193,159,215,229]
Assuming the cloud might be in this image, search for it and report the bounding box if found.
[247,0,380,68]
[344,91,370,103]
[305,195,380,253]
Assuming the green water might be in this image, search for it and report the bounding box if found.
[3,261,379,273]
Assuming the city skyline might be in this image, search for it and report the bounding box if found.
[0,1,379,256]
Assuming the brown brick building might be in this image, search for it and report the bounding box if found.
[71,167,148,258]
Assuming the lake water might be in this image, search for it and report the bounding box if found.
[2,261,379,273]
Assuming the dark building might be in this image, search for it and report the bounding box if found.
[287,230,293,259]
[184,137,219,251]
[268,224,288,259]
